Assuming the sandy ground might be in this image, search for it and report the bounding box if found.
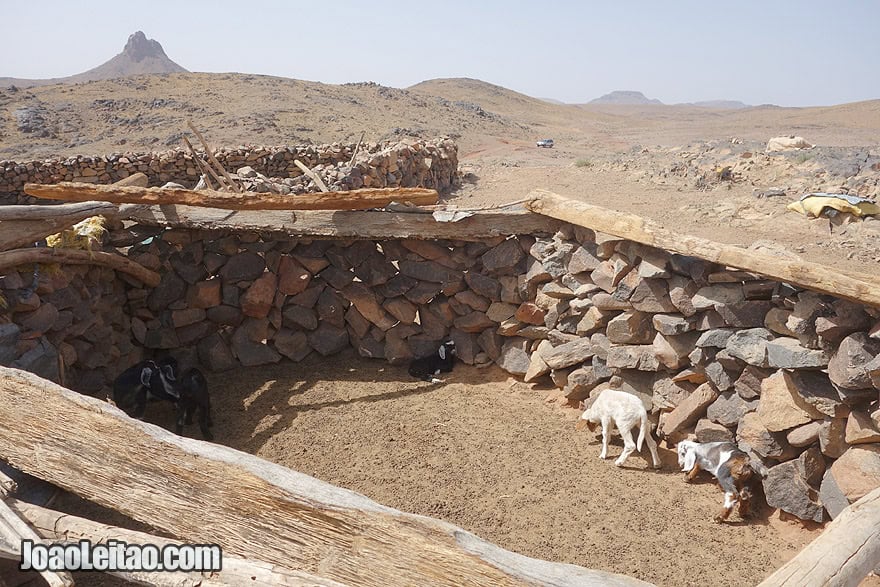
[8,351,880,587]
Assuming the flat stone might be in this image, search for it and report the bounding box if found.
[819,417,848,459]
[524,341,553,382]
[515,302,546,325]
[606,345,661,371]
[241,272,277,319]
[316,288,346,329]
[307,323,349,356]
[784,371,848,418]
[737,412,791,460]
[590,256,633,293]
[453,311,495,333]
[762,460,824,523]
[786,421,822,447]
[449,329,479,365]
[659,382,719,437]
[497,338,530,375]
[220,252,266,282]
[823,445,880,516]
[695,419,735,443]
[652,378,695,410]
[606,311,655,344]
[695,328,737,348]
[384,297,418,324]
[694,310,726,331]
[707,391,759,428]
[653,332,699,370]
[341,283,395,331]
[766,337,831,369]
[758,370,824,432]
[399,260,462,284]
[563,366,604,400]
[652,313,696,335]
[828,332,880,390]
[543,337,594,370]
[486,302,518,323]
[591,292,632,311]
[187,280,222,309]
[147,271,187,312]
[735,365,771,400]
[668,276,699,317]
[541,281,576,300]
[230,325,281,366]
[724,328,774,367]
[17,303,58,334]
[764,307,797,336]
[568,245,601,274]
[481,238,525,273]
[691,284,744,311]
[273,329,311,362]
[276,256,312,295]
[716,300,773,328]
[629,279,677,313]
[463,272,501,301]
[845,411,880,444]
[283,305,318,330]
[576,307,616,335]
[477,328,503,360]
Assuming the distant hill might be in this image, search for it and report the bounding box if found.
[688,100,750,109]
[589,90,663,105]
[0,31,187,88]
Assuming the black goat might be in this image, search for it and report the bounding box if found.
[112,359,179,419]
[172,367,214,441]
[408,340,456,382]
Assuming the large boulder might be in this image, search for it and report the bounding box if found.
[819,445,880,518]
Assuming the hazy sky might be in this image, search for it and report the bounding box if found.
[3,0,879,107]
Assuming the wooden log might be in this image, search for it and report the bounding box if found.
[0,201,119,252]
[294,159,330,192]
[0,366,653,587]
[24,182,440,211]
[757,486,880,587]
[0,500,73,586]
[10,499,350,587]
[526,189,880,308]
[122,204,562,241]
[183,136,224,191]
[186,120,242,192]
[0,248,160,287]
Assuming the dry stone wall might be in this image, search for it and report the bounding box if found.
[1,216,879,526]
[0,138,459,203]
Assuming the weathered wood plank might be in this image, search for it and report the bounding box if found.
[0,248,160,287]
[0,500,73,586]
[0,366,653,587]
[527,189,880,308]
[122,204,562,241]
[0,201,119,252]
[24,182,440,211]
[757,486,880,587]
[11,499,350,587]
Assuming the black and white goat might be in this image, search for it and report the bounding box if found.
[112,357,213,441]
[112,359,179,419]
[408,340,456,383]
[677,440,755,523]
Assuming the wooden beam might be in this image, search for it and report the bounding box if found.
[294,159,330,192]
[526,189,880,308]
[0,366,653,587]
[0,495,73,587]
[10,499,350,587]
[757,486,880,587]
[0,248,160,287]
[0,201,119,252]
[183,136,224,191]
[24,182,440,211]
[122,204,562,241]
[186,120,242,193]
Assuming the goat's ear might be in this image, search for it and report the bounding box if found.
[438,345,446,360]
[140,367,153,387]
[682,449,696,472]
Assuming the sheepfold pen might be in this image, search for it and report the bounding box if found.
[1,166,880,586]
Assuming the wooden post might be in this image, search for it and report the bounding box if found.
[183,136,223,191]
[24,182,440,211]
[757,486,880,587]
[349,131,365,166]
[186,120,242,192]
[0,366,653,587]
[294,159,330,192]
[526,189,880,308]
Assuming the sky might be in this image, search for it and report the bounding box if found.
[2,0,879,107]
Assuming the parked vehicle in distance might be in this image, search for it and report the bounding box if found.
[536,138,554,148]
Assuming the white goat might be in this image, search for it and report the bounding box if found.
[577,388,661,468]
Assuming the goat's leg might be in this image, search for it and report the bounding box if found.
[184,405,194,425]
[615,424,636,467]
[642,426,662,469]
[684,462,702,482]
[599,418,611,459]
[131,388,148,419]
[198,405,213,441]
[715,492,737,523]
[175,403,187,435]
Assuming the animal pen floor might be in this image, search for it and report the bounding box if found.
[44,351,875,587]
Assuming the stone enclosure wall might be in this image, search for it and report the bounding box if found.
[0,138,459,203]
[1,219,879,526]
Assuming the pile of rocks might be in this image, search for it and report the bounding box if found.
[0,138,459,203]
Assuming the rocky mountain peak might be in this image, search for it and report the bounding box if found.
[121,31,169,62]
